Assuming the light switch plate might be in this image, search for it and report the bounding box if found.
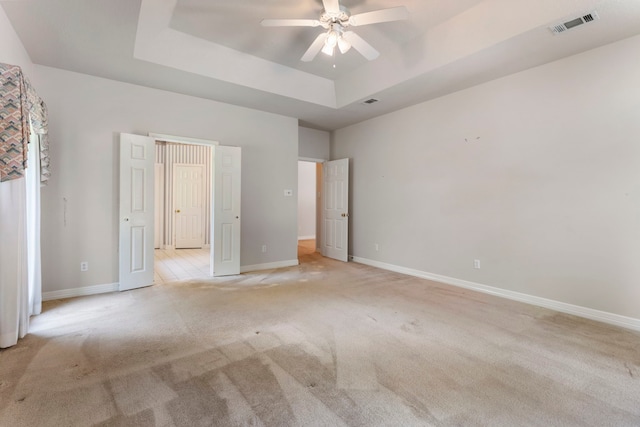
[284,189,293,196]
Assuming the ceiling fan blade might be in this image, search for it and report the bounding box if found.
[301,33,329,62]
[342,31,379,60]
[261,19,322,27]
[348,6,409,26]
[322,0,341,14]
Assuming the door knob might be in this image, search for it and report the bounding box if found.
[124,217,129,222]
[176,209,181,213]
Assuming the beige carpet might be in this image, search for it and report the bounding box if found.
[1,248,639,426]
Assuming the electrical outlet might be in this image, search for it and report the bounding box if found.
[262,245,267,253]
[474,259,481,269]
[80,261,89,272]
[284,189,293,197]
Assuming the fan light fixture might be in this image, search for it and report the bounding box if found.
[321,42,334,56]
[261,1,409,62]
[337,36,352,54]
[321,25,351,57]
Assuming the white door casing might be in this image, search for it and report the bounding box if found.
[211,145,241,276]
[119,133,155,291]
[174,164,205,249]
[322,158,349,262]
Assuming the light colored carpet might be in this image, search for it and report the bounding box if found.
[1,248,639,426]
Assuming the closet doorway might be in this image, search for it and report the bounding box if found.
[153,139,212,284]
[151,133,241,283]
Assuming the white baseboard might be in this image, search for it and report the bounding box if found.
[240,259,299,273]
[43,282,119,301]
[351,256,640,332]
[41,258,300,300]
[298,235,316,241]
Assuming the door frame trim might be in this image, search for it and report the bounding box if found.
[149,133,219,147]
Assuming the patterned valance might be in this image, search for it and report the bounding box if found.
[0,63,50,184]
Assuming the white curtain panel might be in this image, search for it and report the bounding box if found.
[0,177,28,348]
[26,136,42,316]
[0,136,42,348]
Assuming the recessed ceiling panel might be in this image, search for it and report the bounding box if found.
[169,0,479,79]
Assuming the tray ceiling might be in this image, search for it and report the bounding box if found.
[2,0,640,130]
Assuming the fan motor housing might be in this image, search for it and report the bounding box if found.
[320,6,350,24]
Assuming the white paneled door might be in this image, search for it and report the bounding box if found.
[119,133,155,291]
[211,146,241,276]
[174,164,205,249]
[322,158,349,262]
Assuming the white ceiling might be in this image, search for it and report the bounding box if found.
[2,0,640,131]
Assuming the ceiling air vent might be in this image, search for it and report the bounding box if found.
[362,98,379,105]
[549,10,600,34]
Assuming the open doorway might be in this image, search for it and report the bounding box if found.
[153,140,212,284]
[298,158,350,263]
[297,160,323,262]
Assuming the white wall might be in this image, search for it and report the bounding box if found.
[297,161,316,240]
[0,6,34,76]
[30,66,299,293]
[332,34,640,322]
[299,127,330,161]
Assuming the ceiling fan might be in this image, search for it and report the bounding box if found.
[261,0,409,62]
